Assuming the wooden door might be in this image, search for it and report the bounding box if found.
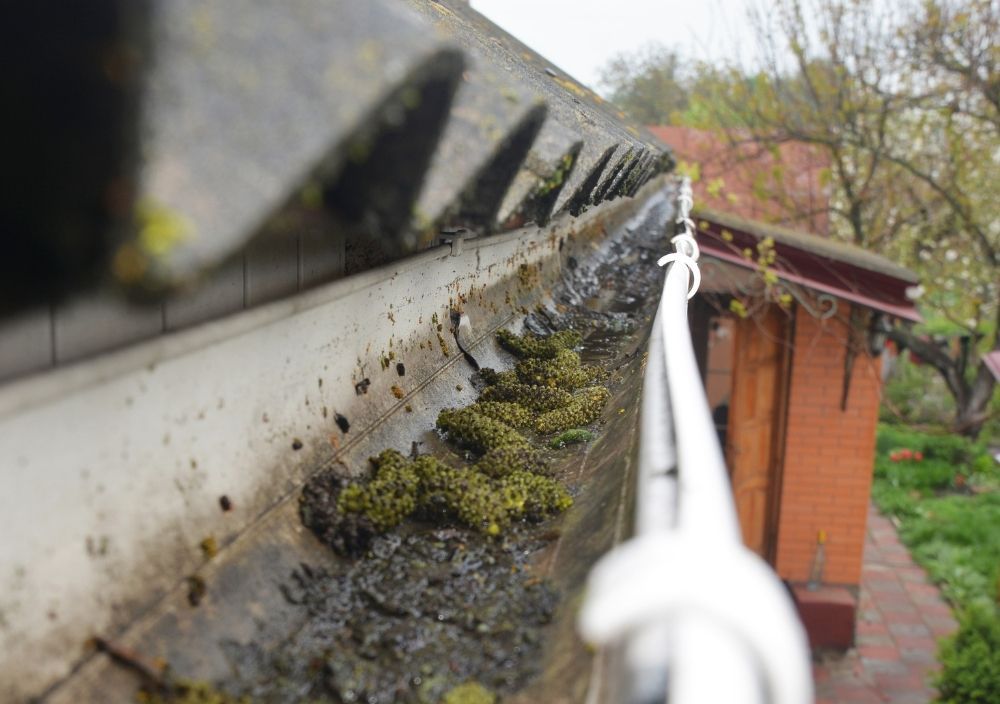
[726,307,791,561]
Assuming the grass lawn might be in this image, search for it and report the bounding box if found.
[871,424,1000,703]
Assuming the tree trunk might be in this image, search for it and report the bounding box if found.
[954,363,997,438]
[887,327,997,439]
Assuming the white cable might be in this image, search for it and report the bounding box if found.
[576,178,812,704]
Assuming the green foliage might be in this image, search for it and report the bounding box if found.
[935,604,1000,704]
[598,0,1000,436]
[872,423,1000,700]
[596,44,690,124]
[901,493,1000,608]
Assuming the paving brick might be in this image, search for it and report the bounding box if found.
[861,658,911,676]
[868,578,905,593]
[873,671,928,690]
[858,644,899,660]
[904,582,941,598]
[883,609,926,625]
[888,622,932,638]
[877,598,920,614]
[832,684,883,703]
[901,647,938,664]
[879,690,932,704]
[897,566,929,583]
[811,504,953,704]
[857,633,894,648]
[919,602,955,618]
[925,616,959,637]
[857,620,888,635]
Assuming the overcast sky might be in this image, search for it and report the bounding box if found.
[470,0,756,92]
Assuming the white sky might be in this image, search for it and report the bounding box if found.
[470,0,757,93]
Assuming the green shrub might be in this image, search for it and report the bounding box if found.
[936,604,1000,704]
[899,493,1000,608]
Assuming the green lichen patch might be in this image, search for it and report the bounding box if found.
[443,682,497,704]
[549,428,596,449]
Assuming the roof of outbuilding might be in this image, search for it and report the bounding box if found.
[696,206,918,283]
[695,206,921,321]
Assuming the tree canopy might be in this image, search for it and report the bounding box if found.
[601,0,999,436]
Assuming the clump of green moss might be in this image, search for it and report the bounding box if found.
[478,367,518,387]
[443,681,497,704]
[326,445,567,541]
[474,445,548,478]
[336,449,420,531]
[303,326,609,555]
[437,407,531,454]
[535,386,610,434]
[499,470,573,520]
[514,348,606,390]
[467,401,533,429]
[413,457,510,536]
[549,428,595,448]
[479,382,573,413]
[496,328,581,359]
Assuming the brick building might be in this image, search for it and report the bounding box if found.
[653,126,921,649]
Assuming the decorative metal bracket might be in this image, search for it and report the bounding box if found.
[699,259,839,320]
[773,282,838,320]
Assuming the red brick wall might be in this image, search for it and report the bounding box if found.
[774,305,882,585]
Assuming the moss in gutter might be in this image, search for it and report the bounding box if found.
[289,327,608,702]
[301,328,609,555]
[495,329,580,360]
[138,680,248,704]
[549,428,595,448]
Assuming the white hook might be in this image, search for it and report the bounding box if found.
[657,253,701,299]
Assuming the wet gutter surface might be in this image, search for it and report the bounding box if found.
[50,192,674,704]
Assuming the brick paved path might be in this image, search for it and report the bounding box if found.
[813,504,959,704]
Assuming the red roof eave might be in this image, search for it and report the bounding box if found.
[697,222,921,323]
